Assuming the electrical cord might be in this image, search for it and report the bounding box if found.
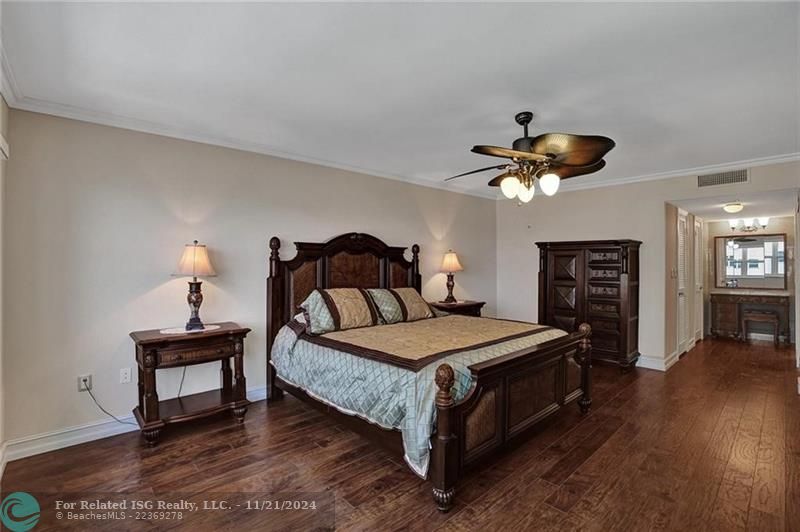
[84,378,138,426]
[177,366,187,398]
[84,366,187,427]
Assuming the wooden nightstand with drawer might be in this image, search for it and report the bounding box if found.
[130,322,251,446]
[429,300,486,317]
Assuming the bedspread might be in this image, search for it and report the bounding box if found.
[271,316,566,477]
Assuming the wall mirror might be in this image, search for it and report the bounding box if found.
[714,233,786,289]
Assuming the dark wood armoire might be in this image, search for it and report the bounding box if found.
[536,239,642,370]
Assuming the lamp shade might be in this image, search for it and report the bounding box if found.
[174,240,217,278]
[441,251,463,273]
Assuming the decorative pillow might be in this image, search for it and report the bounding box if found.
[299,288,378,335]
[367,288,404,325]
[298,290,336,335]
[391,287,434,322]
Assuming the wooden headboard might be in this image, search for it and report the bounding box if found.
[266,232,421,399]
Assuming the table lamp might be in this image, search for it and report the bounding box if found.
[440,250,463,303]
[174,240,217,330]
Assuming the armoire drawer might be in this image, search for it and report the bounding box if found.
[590,319,620,334]
[588,300,620,318]
[588,266,620,282]
[588,249,622,264]
[588,284,620,299]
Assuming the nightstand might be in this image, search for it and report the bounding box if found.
[130,322,251,446]
[429,300,486,317]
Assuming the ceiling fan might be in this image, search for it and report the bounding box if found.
[446,111,615,202]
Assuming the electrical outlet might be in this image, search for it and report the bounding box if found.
[120,367,131,384]
[78,374,92,392]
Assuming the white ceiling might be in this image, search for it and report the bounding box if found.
[673,189,798,221]
[2,2,799,198]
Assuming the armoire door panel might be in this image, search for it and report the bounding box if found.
[553,255,578,281]
[547,250,585,334]
[553,286,577,310]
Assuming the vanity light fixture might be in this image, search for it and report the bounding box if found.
[728,217,769,233]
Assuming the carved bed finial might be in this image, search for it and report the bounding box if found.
[578,322,592,351]
[411,244,421,287]
[435,364,455,407]
[269,237,281,276]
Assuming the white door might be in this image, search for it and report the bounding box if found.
[677,210,690,354]
[694,217,704,341]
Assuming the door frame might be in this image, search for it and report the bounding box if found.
[677,208,690,355]
[693,216,704,343]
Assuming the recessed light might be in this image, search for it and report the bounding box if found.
[723,202,744,214]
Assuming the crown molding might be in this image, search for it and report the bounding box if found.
[0,40,22,107]
[558,152,800,194]
[2,44,796,201]
[6,90,499,199]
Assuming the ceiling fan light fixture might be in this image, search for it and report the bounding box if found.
[500,174,520,199]
[539,173,560,196]
[517,183,535,203]
[445,111,614,203]
[723,202,744,214]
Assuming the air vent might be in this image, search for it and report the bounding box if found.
[697,169,749,188]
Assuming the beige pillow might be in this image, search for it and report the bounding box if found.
[391,287,434,322]
[318,288,379,331]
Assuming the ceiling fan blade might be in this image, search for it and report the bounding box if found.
[444,164,510,181]
[472,145,550,162]
[549,159,606,179]
[530,133,615,166]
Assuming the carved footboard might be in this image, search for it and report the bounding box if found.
[430,323,592,511]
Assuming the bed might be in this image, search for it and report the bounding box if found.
[266,232,592,512]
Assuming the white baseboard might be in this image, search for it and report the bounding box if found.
[3,386,267,466]
[0,442,7,481]
[636,350,680,372]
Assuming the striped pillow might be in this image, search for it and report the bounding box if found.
[392,287,434,322]
[367,287,434,323]
[299,288,379,335]
[367,289,405,324]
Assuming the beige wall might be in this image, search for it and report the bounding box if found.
[704,216,796,341]
[4,110,497,441]
[0,95,8,465]
[495,161,800,368]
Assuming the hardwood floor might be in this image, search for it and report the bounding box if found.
[3,338,798,531]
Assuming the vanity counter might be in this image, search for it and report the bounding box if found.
[709,288,791,297]
[709,291,790,343]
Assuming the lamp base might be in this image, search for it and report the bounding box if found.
[185,317,205,331]
[185,280,206,331]
[443,273,457,304]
